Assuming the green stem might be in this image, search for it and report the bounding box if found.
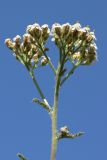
[29,70,45,99]
[26,66,50,107]
[51,55,65,160]
[60,62,81,86]
[37,42,56,75]
[51,66,60,160]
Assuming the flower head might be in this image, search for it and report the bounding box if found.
[5,23,51,69]
[5,21,97,69]
[51,22,97,65]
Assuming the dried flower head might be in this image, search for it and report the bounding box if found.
[5,23,51,70]
[5,22,97,70]
[51,22,97,65]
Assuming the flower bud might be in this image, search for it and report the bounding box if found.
[29,23,41,39]
[52,23,62,37]
[66,31,73,44]
[82,48,97,65]
[84,52,97,65]
[60,126,69,136]
[26,23,41,40]
[86,32,96,42]
[26,25,35,37]
[41,56,49,66]
[72,52,81,61]
[41,24,50,41]
[72,22,81,31]
[5,38,14,50]
[78,28,87,39]
[23,33,31,43]
[71,22,81,39]
[62,23,71,36]
[13,35,21,45]
[89,43,97,52]
[23,34,32,52]
[26,25,33,33]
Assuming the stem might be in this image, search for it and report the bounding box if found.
[29,70,45,99]
[51,66,60,160]
[51,55,65,160]
[51,107,58,160]
[60,65,77,86]
[26,66,50,107]
[37,42,56,75]
[60,62,81,86]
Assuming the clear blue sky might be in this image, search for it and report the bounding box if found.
[0,0,107,160]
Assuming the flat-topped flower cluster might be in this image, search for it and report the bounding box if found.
[52,22,97,65]
[5,24,50,69]
[5,22,97,70]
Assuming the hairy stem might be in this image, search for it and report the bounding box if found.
[51,54,65,160]
[51,66,60,160]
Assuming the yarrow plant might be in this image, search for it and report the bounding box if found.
[5,22,97,160]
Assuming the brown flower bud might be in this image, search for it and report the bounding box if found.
[23,34,31,43]
[82,49,97,65]
[5,38,14,50]
[52,23,62,37]
[41,24,50,41]
[72,22,81,31]
[13,35,21,45]
[41,56,49,66]
[62,23,71,36]
[89,43,97,52]
[86,32,96,42]
[60,126,69,136]
[66,31,73,44]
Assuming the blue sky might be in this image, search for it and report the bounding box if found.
[0,0,107,160]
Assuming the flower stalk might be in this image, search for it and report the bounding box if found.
[5,22,97,160]
[28,68,50,108]
[51,65,61,160]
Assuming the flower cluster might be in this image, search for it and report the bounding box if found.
[51,22,97,65]
[5,23,50,69]
[5,22,97,70]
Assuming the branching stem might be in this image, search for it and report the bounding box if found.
[37,42,56,75]
[60,62,81,86]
